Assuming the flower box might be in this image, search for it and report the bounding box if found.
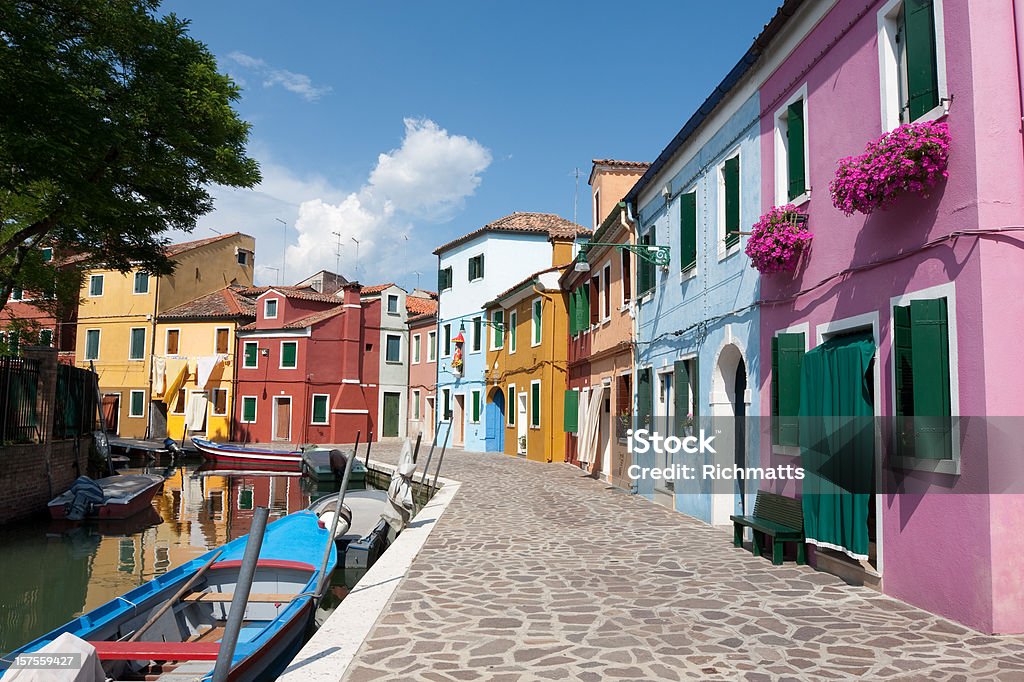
[745,205,812,274]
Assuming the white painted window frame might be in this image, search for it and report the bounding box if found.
[264,298,279,319]
[774,83,811,207]
[531,297,542,347]
[877,0,949,132]
[279,340,298,370]
[310,393,330,425]
[128,389,146,418]
[529,379,542,429]
[240,395,258,423]
[385,333,403,364]
[88,274,104,297]
[242,340,258,369]
[412,333,421,364]
[716,147,742,261]
[128,327,146,361]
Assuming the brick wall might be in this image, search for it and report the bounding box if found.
[0,437,91,524]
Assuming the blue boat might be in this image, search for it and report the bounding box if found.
[0,511,336,681]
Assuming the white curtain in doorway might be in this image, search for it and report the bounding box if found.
[185,393,209,431]
[577,385,604,465]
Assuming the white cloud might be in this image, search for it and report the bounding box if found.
[192,120,491,287]
[226,51,331,102]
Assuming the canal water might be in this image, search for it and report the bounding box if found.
[0,455,373,654]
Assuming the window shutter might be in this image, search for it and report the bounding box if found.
[724,156,740,248]
[579,285,590,332]
[243,398,256,422]
[438,269,445,290]
[313,396,327,423]
[680,192,697,271]
[477,255,484,279]
[904,0,940,121]
[564,389,579,433]
[568,290,578,336]
[282,343,297,367]
[244,343,257,367]
[672,360,689,435]
[771,336,780,445]
[637,368,653,430]
[909,298,952,459]
[787,101,806,200]
[776,333,804,446]
[531,383,541,426]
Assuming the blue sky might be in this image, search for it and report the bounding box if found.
[163,1,778,290]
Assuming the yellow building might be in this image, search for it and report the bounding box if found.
[485,265,571,462]
[156,286,256,441]
[75,233,255,438]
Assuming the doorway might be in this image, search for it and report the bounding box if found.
[486,388,505,453]
[599,383,611,479]
[102,393,120,435]
[710,343,748,525]
[273,396,292,442]
[382,392,401,437]
[516,392,528,455]
[733,359,747,516]
[453,394,465,447]
[425,397,435,443]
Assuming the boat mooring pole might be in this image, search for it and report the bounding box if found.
[212,506,269,682]
[418,426,440,489]
[411,432,422,464]
[430,420,453,493]
[364,429,374,468]
[315,448,355,599]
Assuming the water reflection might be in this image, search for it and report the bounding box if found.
[0,456,363,653]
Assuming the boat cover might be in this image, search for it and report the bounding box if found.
[64,477,105,521]
[3,632,104,682]
[381,439,416,532]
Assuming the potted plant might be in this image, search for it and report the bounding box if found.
[745,205,813,274]
[830,120,950,215]
[518,435,527,452]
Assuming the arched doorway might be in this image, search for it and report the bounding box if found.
[485,387,505,453]
[710,343,750,525]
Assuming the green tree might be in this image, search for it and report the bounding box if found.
[0,0,261,312]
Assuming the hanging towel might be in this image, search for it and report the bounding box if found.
[151,356,167,397]
[185,392,209,431]
[162,360,189,406]
[196,355,221,390]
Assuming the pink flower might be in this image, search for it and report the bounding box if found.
[745,205,813,274]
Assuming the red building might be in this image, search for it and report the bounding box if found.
[1,249,80,361]
[233,283,379,444]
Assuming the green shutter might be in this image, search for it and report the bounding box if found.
[578,285,589,332]
[509,313,516,350]
[893,304,915,459]
[243,397,256,422]
[903,0,940,121]
[130,329,145,359]
[771,337,780,445]
[637,368,653,430]
[787,101,806,200]
[909,298,952,459]
[776,333,805,446]
[508,388,515,425]
[564,389,579,433]
[473,392,481,422]
[495,311,504,348]
[531,383,541,426]
[724,156,740,248]
[244,342,257,367]
[672,360,689,435]
[533,301,542,344]
[568,291,577,336]
[680,192,697,271]
[282,343,297,367]
[313,396,327,423]
[131,391,144,416]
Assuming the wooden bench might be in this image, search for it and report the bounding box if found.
[182,592,294,604]
[88,641,220,661]
[730,491,806,565]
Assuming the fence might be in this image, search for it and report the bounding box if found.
[53,363,98,439]
[0,356,40,444]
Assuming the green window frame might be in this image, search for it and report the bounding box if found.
[771,332,805,446]
[241,396,257,423]
[129,390,145,417]
[39,328,53,346]
[468,254,485,281]
[723,155,740,249]
[442,389,451,421]
[385,334,401,363]
[133,271,150,294]
[238,488,254,510]
[438,267,453,291]
[563,389,579,433]
[672,358,698,436]
[472,316,482,352]
[509,311,517,352]
[530,381,541,428]
[637,231,656,295]
[680,191,697,272]
[85,329,100,360]
[507,385,515,426]
[129,328,146,360]
[280,341,298,369]
[471,390,482,423]
[243,341,258,368]
[443,324,452,356]
[491,311,504,349]
[786,100,807,200]
[636,367,653,430]
[901,0,940,122]
[531,299,542,346]
[894,297,953,461]
[568,289,577,336]
[311,394,329,425]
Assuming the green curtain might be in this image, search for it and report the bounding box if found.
[798,332,875,560]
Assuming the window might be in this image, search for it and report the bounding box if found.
[636,367,653,431]
[472,316,482,352]
[671,358,698,436]
[212,388,228,416]
[311,394,329,425]
[238,488,254,510]
[5,331,18,354]
[531,298,542,346]
[443,323,452,357]
[10,288,22,301]
[564,388,579,433]
[442,388,452,420]
[241,396,257,423]
[438,266,453,291]
[590,274,600,326]
[507,385,516,426]
[39,329,53,346]
[129,390,145,418]
[879,0,946,129]
[85,329,100,360]
[471,390,482,423]
[775,92,809,204]
[215,328,230,354]
[468,254,485,281]
[771,333,805,447]
[41,247,53,262]
[243,341,258,368]
[236,250,249,266]
[412,390,421,420]
[264,298,278,319]
[509,311,517,353]
[720,154,741,251]
[570,284,589,336]
[412,334,421,364]
[385,334,402,363]
[133,271,150,294]
[637,231,656,295]
[530,381,541,428]
[491,310,504,350]
[280,341,297,369]
[166,329,180,355]
[893,295,954,462]
[428,331,437,362]
[88,274,104,297]
[616,373,632,440]
[171,388,186,414]
[129,328,146,361]
[603,265,611,319]
[621,249,632,304]
[680,190,698,271]
[387,294,399,314]
[593,188,601,229]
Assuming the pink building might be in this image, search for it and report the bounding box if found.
[757,0,1024,633]
[406,293,438,443]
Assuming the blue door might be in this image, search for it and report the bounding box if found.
[485,390,505,453]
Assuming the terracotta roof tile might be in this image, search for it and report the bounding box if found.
[235,285,342,304]
[433,212,591,255]
[360,283,396,295]
[405,296,438,317]
[591,159,651,169]
[486,265,565,306]
[282,306,347,329]
[158,287,256,320]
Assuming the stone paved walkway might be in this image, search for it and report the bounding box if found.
[345,445,1024,680]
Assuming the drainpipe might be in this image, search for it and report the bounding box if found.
[532,282,561,463]
[145,274,160,439]
[623,201,640,494]
[1015,0,1024,150]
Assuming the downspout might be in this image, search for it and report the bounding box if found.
[1014,0,1024,152]
[532,282,561,463]
[623,201,640,494]
[146,274,160,439]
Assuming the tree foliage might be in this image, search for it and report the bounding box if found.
[0,0,261,312]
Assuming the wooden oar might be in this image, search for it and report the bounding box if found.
[128,549,223,642]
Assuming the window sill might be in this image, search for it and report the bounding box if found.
[892,455,960,476]
[679,268,697,283]
[385,360,402,365]
[128,358,145,362]
[310,422,329,426]
[717,245,741,263]
[785,191,811,208]
[638,292,654,305]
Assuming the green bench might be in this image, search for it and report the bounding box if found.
[730,490,806,565]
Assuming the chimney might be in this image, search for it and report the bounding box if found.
[332,282,371,440]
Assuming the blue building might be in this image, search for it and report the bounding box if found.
[625,84,764,526]
[433,213,588,453]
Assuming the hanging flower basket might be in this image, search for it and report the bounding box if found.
[830,121,950,216]
[745,205,813,274]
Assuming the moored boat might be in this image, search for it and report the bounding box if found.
[190,438,305,469]
[47,474,165,521]
[0,510,337,681]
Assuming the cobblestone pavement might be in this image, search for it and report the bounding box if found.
[344,444,1024,681]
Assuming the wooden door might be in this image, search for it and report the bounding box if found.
[273,397,292,441]
[102,394,119,434]
[382,392,400,437]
